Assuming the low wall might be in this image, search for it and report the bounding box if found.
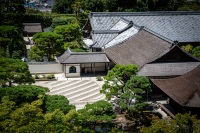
[28,63,63,74]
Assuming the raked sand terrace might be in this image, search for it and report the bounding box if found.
[34,74,105,110]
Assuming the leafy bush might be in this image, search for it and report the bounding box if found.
[44,95,75,113]
[47,74,55,79]
[42,74,46,79]
[0,85,46,105]
[35,74,40,79]
[192,46,200,58]
[96,76,103,81]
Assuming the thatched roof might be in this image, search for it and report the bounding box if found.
[138,62,200,77]
[58,48,109,64]
[103,28,173,68]
[151,65,200,107]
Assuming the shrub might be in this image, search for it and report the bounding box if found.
[35,74,40,79]
[42,74,46,79]
[96,76,103,81]
[47,74,55,79]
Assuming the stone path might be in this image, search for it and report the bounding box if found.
[35,74,105,110]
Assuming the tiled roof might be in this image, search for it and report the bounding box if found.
[58,48,109,64]
[23,23,42,33]
[89,11,200,46]
[103,29,172,68]
[138,62,200,76]
[91,33,118,48]
[151,65,200,107]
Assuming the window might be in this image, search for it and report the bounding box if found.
[69,66,76,73]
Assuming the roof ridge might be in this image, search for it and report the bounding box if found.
[70,51,106,55]
[90,11,200,16]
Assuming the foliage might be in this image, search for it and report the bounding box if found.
[0,97,46,132]
[34,74,40,79]
[78,100,115,131]
[44,95,75,113]
[101,64,138,100]
[0,85,46,105]
[46,74,55,79]
[33,32,64,61]
[0,26,25,58]
[24,13,75,28]
[0,58,35,87]
[51,16,78,29]
[96,76,103,81]
[192,46,200,58]
[120,76,151,117]
[0,0,25,29]
[101,64,151,120]
[64,41,85,50]
[181,44,193,53]
[69,0,200,12]
[52,0,74,13]
[54,23,82,42]
[72,48,88,52]
[140,113,200,133]
[0,88,84,132]
[28,45,44,61]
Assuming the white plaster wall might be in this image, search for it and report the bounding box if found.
[28,64,63,74]
[65,64,80,77]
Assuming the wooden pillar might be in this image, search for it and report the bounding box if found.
[94,63,95,75]
[91,63,92,73]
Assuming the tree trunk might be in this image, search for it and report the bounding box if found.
[9,81,12,87]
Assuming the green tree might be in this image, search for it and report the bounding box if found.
[54,23,82,42]
[0,85,46,105]
[44,95,75,114]
[140,113,200,133]
[0,26,25,58]
[0,58,35,87]
[101,64,138,100]
[33,32,64,61]
[51,16,78,29]
[78,100,115,131]
[181,44,193,53]
[0,0,25,29]
[28,45,44,62]
[0,98,46,132]
[52,0,74,13]
[192,46,200,58]
[120,76,151,117]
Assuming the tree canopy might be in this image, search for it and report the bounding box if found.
[101,64,151,119]
[0,0,25,58]
[52,0,74,13]
[0,26,25,58]
[33,32,64,61]
[44,95,75,114]
[0,58,34,87]
[0,0,25,29]
[140,113,200,133]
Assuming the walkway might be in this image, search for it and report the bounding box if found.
[34,73,105,110]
